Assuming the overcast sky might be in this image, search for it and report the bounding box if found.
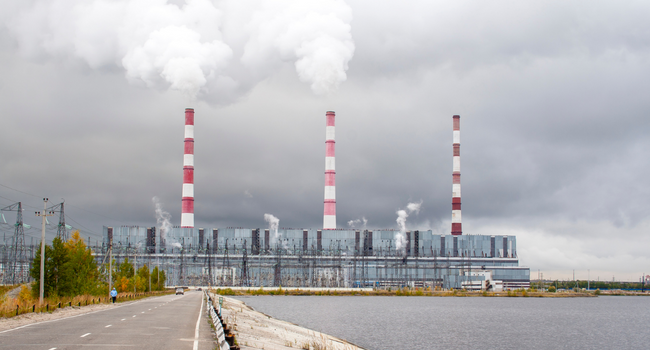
[1,0,649,281]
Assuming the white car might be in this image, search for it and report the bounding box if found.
[175,287,184,295]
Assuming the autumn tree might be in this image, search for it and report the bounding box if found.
[60,231,102,295]
[114,258,134,293]
[30,231,104,297]
[150,266,166,291]
[137,265,150,292]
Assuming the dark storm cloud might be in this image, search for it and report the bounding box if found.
[1,1,649,278]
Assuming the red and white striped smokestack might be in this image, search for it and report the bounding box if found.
[181,108,194,228]
[323,111,336,230]
[451,115,462,235]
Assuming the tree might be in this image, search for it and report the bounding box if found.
[114,258,134,293]
[30,237,69,298]
[137,265,150,292]
[60,231,101,296]
[30,231,104,298]
[150,266,166,291]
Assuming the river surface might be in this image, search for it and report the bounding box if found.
[233,295,650,350]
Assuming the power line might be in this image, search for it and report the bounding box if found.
[63,202,130,225]
[0,194,43,211]
[64,214,102,238]
[0,183,40,198]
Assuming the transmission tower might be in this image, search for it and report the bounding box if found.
[2,202,26,284]
[179,238,185,286]
[240,239,248,287]
[222,238,230,286]
[273,242,282,287]
[206,242,212,287]
[47,202,68,241]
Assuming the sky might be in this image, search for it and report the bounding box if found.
[1,0,649,281]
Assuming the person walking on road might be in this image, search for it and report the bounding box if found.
[110,288,117,303]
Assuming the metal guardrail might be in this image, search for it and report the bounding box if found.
[205,291,230,350]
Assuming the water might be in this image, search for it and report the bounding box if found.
[233,295,650,349]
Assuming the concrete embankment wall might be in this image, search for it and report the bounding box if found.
[210,292,365,350]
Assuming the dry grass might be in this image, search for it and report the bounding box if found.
[0,286,172,318]
[0,285,18,298]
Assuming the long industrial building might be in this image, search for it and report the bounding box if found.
[99,226,529,289]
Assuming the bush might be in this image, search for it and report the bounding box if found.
[594,289,601,295]
[18,285,32,303]
[548,286,556,293]
[216,288,235,296]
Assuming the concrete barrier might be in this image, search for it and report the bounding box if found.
[205,292,230,350]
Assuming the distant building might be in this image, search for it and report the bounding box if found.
[461,270,504,291]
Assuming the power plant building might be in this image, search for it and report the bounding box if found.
[100,226,529,289]
[96,111,529,290]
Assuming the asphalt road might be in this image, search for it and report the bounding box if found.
[0,291,215,350]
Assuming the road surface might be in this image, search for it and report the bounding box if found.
[0,291,215,350]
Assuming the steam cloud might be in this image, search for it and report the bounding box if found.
[2,0,355,100]
[264,213,280,246]
[152,196,172,252]
[347,217,367,228]
[395,201,423,254]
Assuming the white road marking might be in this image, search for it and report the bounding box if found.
[132,315,136,317]
[80,333,91,337]
[0,295,167,334]
[141,311,145,314]
[48,348,56,350]
[105,325,112,328]
[193,297,204,350]
[121,319,126,321]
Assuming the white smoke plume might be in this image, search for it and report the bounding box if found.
[395,201,423,254]
[347,217,367,228]
[407,202,422,214]
[152,196,172,252]
[241,0,355,95]
[264,213,280,246]
[2,0,354,100]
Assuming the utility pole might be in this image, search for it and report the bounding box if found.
[109,231,113,292]
[134,245,137,294]
[35,198,54,304]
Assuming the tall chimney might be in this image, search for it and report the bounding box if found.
[181,108,195,228]
[451,115,462,235]
[323,111,336,230]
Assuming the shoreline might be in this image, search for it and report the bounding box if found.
[212,286,606,298]
[214,293,365,350]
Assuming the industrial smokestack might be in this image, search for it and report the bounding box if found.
[451,115,462,235]
[323,111,336,230]
[181,108,195,228]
